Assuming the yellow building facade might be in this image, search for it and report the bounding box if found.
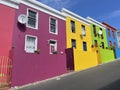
[62,8,98,71]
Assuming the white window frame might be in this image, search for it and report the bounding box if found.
[49,17,58,35]
[27,8,38,29]
[25,35,38,53]
[81,25,86,36]
[49,39,57,54]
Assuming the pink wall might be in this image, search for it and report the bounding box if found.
[11,4,67,86]
[0,4,16,57]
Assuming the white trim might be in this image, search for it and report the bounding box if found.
[49,17,58,35]
[0,0,66,20]
[0,0,19,9]
[25,35,38,53]
[61,8,90,25]
[87,17,106,29]
[20,0,66,21]
[26,8,38,30]
[49,39,57,54]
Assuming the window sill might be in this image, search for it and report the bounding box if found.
[49,32,58,35]
[26,25,38,30]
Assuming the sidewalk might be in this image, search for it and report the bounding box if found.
[15,59,120,90]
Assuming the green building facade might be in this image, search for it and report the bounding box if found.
[87,17,115,64]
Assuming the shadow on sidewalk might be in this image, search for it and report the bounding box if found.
[99,79,120,90]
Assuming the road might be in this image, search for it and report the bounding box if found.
[16,59,120,90]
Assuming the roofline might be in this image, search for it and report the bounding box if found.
[61,8,90,25]
[116,30,120,32]
[102,22,116,31]
[0,0,19,9]
[0,0,66,20]
[87,17,106,29]
[20,0,66,20]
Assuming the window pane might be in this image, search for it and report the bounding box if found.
[81,25,86,36]
[109,41,112,46]
[28,9,37,28]
[26,36,36,53]
[50,25,56,33]
[108,29,110,36]
[82,25,85,31]
[83,42,87,51]
[51,18,56,25]
[112,31,114,38]
[50,18,57,34]
[71,21,75,33]
[93,25,97,36]
[50,40,56,44]
[72,39,76,48]
[28,18,36,28]
[101,42,104,49]
[28,10,36,18]
[50,40,57,54]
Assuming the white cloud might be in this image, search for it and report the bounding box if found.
[37,0,77,10]
[97,10,120,20]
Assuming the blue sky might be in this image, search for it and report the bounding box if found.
[37,0,120,29]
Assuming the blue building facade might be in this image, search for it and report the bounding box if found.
[103,22,120,59]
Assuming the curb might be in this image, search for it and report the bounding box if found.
[10,59,120,90]
[10,71,78,90]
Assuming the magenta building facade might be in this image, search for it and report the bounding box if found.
[0,0,67,87]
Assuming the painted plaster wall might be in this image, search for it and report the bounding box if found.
[90,24,108,47]
[106,28,117,46]
[0,4,15,57]
[66,17,98,71]
[90,24,115,63]
[116,31,120,58]
[107,30,120,59]
[115,48,120,58]
[11,4,67,86]
[100,48,115,63]
[66,17,92,51]
[74,49,98,71]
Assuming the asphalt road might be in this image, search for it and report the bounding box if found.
[16,59,120,90]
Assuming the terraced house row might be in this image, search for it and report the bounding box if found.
[0,0,120,88]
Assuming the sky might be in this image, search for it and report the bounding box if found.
[37,0,120,29]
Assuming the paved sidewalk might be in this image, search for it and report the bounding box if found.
[12,59,120,90]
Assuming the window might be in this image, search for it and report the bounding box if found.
[99,28,104,39]
[81,25,86,36]
[71,39,76,48]
[93,25,97,37]
[109,41,112,46]
[94,40,98,47]
[25,35,38,53]
[101,42,104,49]
[108,29,110,36]
[83,42,87,51]
[112,31,115,38]
[114,42,116,47]
[49,17,58,34]
[71,20,75,33]
[27,9,38,29]
[49,40,57,54]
